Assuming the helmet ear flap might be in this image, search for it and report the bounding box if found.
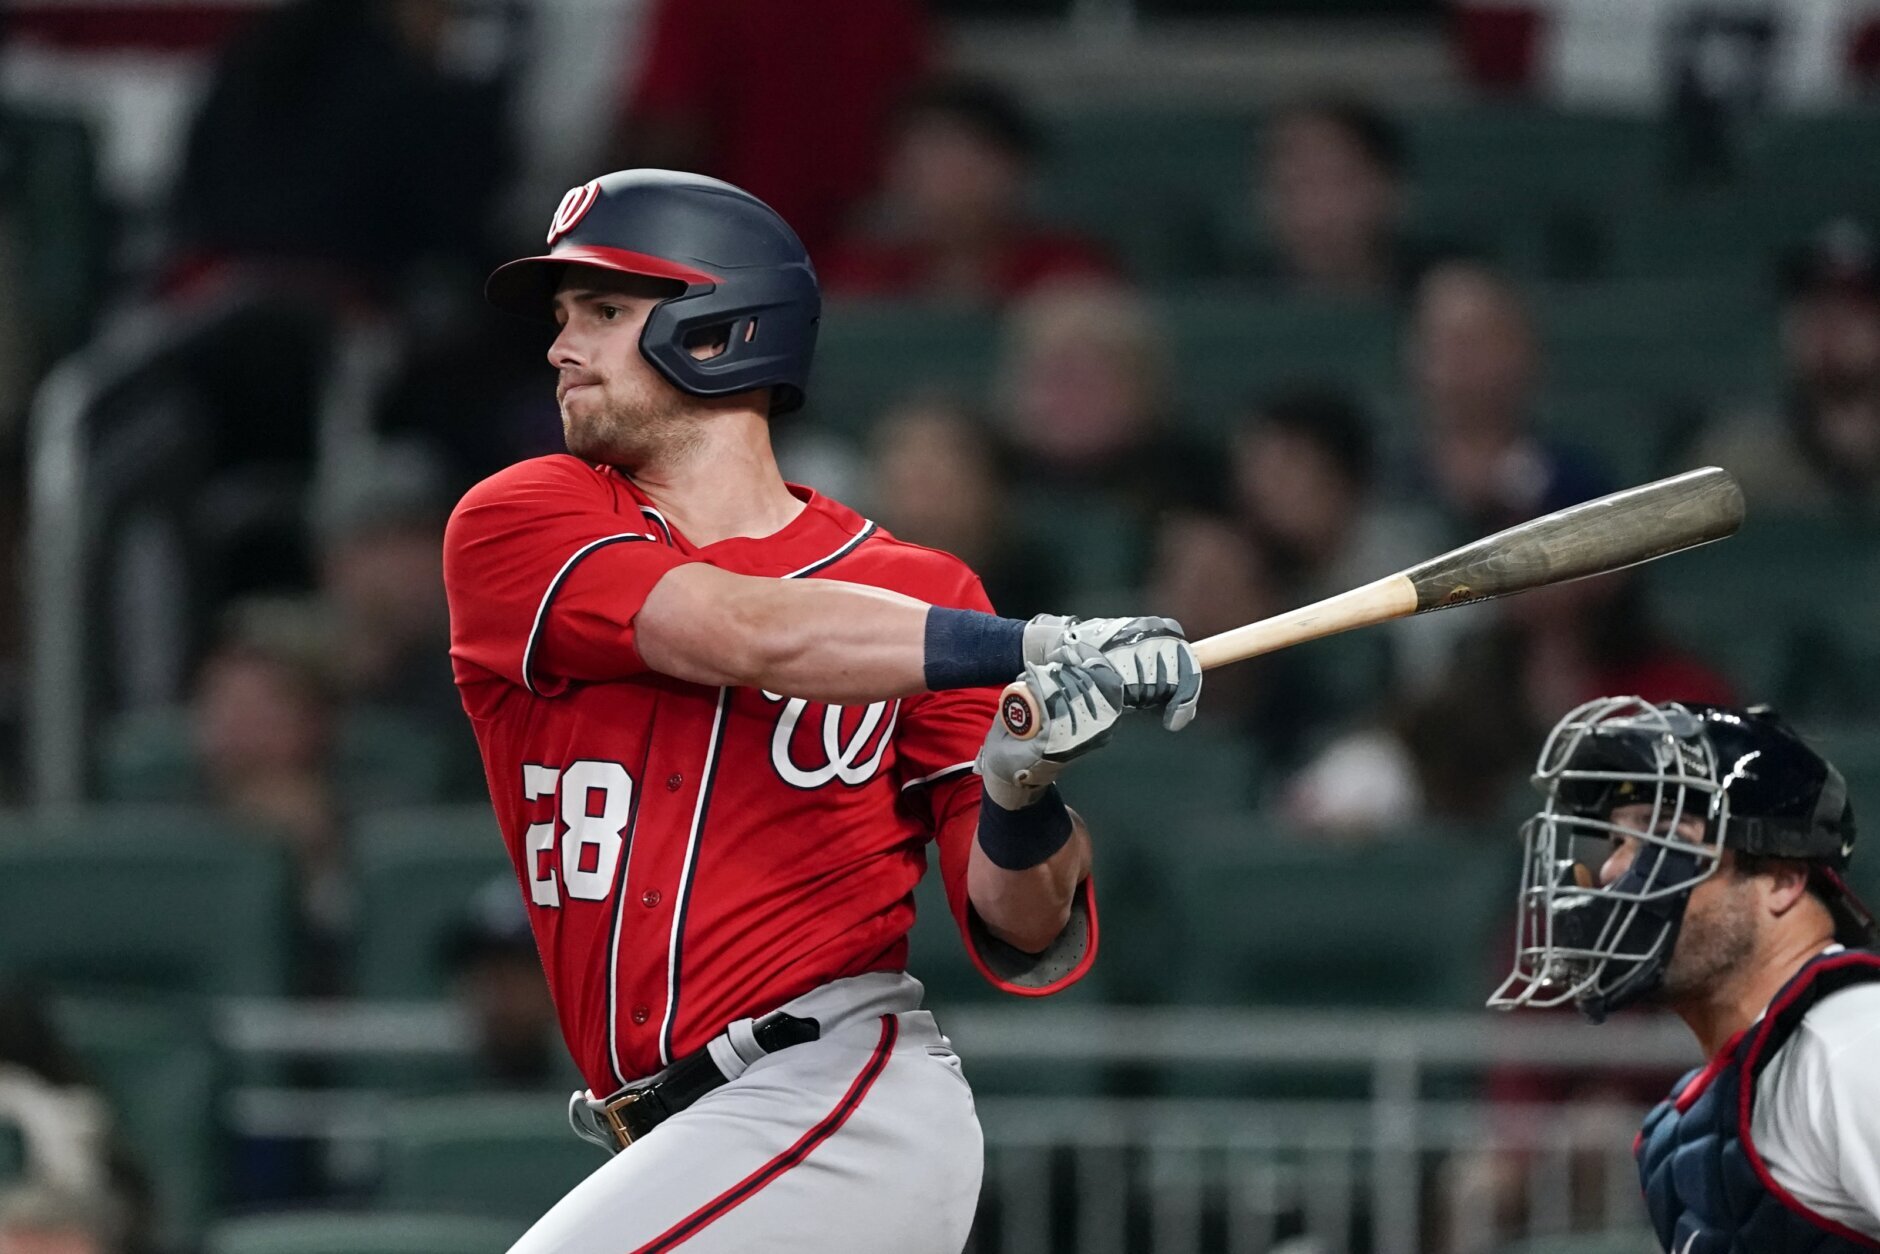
[638,270,819,415]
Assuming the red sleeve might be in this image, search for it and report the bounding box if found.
[443,456,691,702]
[895,557,1099,997]
[626,0,716,120]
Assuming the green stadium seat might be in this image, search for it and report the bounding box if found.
[1164,825,1514,1010]
[1037,107,1257,278]
[0,107,107,361]
[1162,293,1400,418]
[0,808,294,998]
[98,706,457,809]
[1403,109,1667,209]
[351,806,512,999]
[1531,391,1695,485]
[1738,112,1880,216]
[205,1212,525,1254]
[1054,718,1259,838]
[1648,516,1880,708]
[379,1095,604,1221]
[55,998,221,1247]
[805,302,1000,438]
[1533,281,1775,399]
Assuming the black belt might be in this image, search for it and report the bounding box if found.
[596,1012,821,1148]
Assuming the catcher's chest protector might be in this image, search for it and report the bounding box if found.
[1635,950,1880,1254]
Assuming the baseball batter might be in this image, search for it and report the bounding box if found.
[442,170,1201,1253]
[1490,697,1880,1252]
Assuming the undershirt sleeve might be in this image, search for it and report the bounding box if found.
[1752,984,1880,1241]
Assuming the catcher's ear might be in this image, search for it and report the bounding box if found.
[1756,857,1814,918]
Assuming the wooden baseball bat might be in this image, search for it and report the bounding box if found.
[998,466,1745,740]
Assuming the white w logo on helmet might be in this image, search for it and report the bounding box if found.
[547,179,602,245]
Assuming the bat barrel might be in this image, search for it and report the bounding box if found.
[1402,466,1745,613]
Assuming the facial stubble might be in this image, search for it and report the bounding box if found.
[562,373,705,471]
[1656,872,1759,1003]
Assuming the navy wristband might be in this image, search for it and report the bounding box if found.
[976,784,1074,871]
[924,607,1027,691]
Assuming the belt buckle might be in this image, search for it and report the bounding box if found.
[600,1089,645,1150]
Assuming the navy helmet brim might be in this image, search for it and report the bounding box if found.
[485,245,719,321]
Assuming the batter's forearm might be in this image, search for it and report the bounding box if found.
[637,565,1027,703]
[967,813,1092,955]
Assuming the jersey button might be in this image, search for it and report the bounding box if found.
[666,773,683,791]
[631,1005,650,1025]
[641,889,662,908]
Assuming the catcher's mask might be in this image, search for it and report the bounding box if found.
[1488,696,1872,1023]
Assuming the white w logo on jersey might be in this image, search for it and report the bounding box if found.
[762,692,899,789]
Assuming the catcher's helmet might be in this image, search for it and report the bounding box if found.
[1489,697,1874,1022]
[487,170,820,415]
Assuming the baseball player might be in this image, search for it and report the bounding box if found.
[441,169,1201,1253]
[1490,696,1880,1252]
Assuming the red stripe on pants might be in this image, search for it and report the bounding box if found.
[628,1015,900,1254]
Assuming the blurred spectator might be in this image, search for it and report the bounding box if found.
[0,1184,124,1254]
[1232,387,1440,599]
[191,599,349,976]
[1245,97,1430,301]
[1145,510,1345,768]
[1283,570,1735,838]
[166,0,514,302]
[1691,219,1880,514]
[312,443,455,726]
[863,397,1065,618]
[0,989,148,1254]
[1405,261,1612,536]
[994,281,1216,532]
[820,79,1117,304]
[614,0,931,255]
[441,878,561,1089]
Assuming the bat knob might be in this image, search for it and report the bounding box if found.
[998,682,1042,741]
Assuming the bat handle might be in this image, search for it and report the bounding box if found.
[998,681,1042,741]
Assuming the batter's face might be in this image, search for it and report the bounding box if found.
[547,268,698,467]
[1600,802,1758,1002]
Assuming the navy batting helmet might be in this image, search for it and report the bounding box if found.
[486,170,820,415]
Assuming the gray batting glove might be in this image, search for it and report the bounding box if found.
[1023,614,1202,732]
[977,649,1125,810]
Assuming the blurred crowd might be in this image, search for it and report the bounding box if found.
[0,0,1879,1247]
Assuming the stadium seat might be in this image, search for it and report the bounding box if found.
[378,1095,604,1221]
[1037,107,1257,278]
[805,303,1000,438]
[0,808,294,998]
[1160,294,1400,418]
[205,1212,525,1254]
[55,997,221,1247]
[1533,281,1775,400]
[351,806,513,999]
[1164,824,1515,1010]
[1648,516,1880,709]
[98,705,457,809]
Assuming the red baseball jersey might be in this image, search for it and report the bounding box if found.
[444,454,1096,1092]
